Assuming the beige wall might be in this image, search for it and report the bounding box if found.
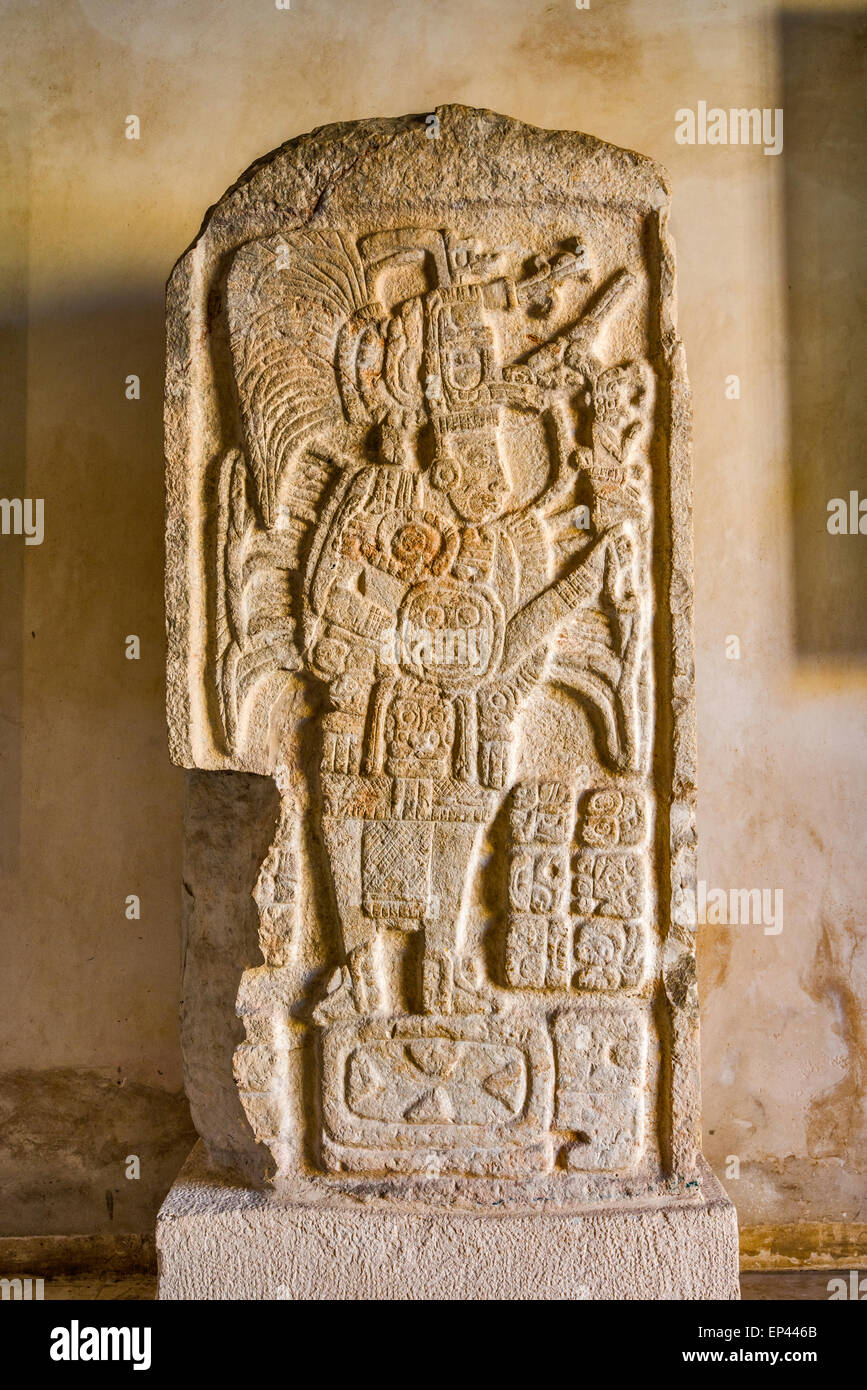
[1,0,864,1261]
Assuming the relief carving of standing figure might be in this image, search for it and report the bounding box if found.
[219,225,653,1025]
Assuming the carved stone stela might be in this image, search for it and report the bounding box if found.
[166,108,699,1204]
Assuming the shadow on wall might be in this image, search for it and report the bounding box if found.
[0,113,28,875]
[0,287,176,850]
[0,232,195,1226]
[781,9,867,660]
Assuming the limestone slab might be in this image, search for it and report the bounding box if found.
[164,105,735,1298]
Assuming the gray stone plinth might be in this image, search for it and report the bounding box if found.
[157,1143,739,1300]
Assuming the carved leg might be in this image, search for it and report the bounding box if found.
[421,820,495,1015]
[421,948,454,1014]
[347,938,385,1014]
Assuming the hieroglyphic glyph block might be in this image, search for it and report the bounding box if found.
[553,1003,648,1171]
[505,781,574,989]
[166,106,700,1193]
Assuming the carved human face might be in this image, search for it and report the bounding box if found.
[432,432,512,524]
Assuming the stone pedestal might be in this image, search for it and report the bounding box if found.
[157,1142,739,1300]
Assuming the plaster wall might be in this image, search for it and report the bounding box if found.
[0,0,863,1259]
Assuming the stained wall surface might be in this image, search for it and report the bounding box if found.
[0,0,864,1260]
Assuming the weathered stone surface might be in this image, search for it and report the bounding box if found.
[180,769,278,1181]
[157,1141,739,1300]
[165,104,733,1294]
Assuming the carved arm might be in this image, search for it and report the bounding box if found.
[500,524,637,672]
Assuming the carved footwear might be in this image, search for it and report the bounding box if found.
[421,950,497,1015]
[450,955,498,1015]
[312,966,359,1024]
[314,937,388,1022]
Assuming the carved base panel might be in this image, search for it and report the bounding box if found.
[320,1014,554,1176]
